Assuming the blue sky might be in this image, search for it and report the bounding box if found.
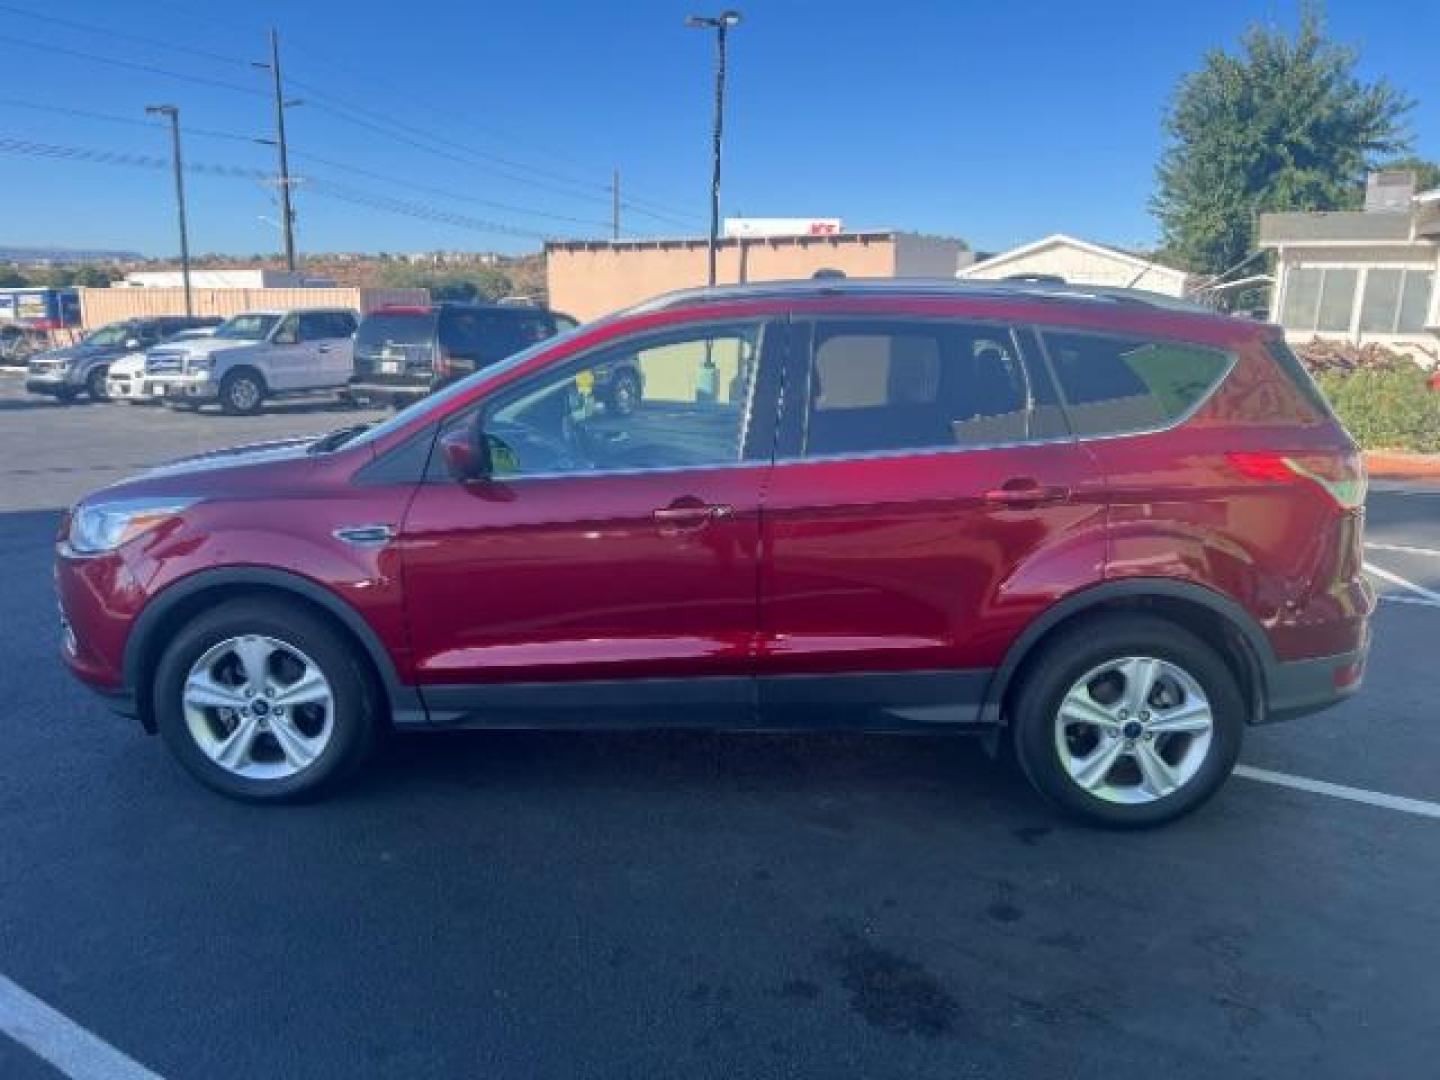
[0,0,1435,258]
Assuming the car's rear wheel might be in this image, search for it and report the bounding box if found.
[1011,615,1243,828]
[153,599,380,801]
[219,368,265,415]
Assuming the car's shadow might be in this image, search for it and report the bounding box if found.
[353,726,1037,818]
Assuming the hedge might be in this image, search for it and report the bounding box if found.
[1314,367,1440,453]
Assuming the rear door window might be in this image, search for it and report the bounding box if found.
[1041,331,1232,436]
[796,319,1063,458]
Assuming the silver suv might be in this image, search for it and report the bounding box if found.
[146,308,358,415]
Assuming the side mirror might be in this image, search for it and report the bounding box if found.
[439,417,491,482]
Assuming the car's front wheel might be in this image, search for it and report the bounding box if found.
[1011,615,1243,828]
[85,366,110,401]
[218,368,266,415]
[153,599,380,801]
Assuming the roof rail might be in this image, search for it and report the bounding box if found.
[627,277,1218,316]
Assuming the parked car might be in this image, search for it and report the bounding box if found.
[145,308,358,415]
[106,327,219,403]
[1,324,49,365]
[55,279,1372,825]
[348,302,577,407]
[25,316,220,402]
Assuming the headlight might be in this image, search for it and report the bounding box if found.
[67,498,198,555]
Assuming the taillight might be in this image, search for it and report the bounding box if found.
[1227,450,1367,509]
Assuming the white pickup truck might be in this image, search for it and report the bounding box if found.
[145,308,359,415]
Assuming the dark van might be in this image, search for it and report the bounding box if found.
[348,303,577,406]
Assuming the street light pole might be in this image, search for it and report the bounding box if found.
[685,10,741,287]
[146,105,193,317]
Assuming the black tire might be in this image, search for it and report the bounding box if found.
[1010,615,1244,828]
[53,386,79,404]
[153,598,381,801]
[218,368,266,415]
[605,369,641,416]
[85,366,110,402]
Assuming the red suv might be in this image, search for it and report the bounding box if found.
[55,281,1372,826]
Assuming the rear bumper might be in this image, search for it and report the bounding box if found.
[1262,639,1369,723]
[346,379,430,402]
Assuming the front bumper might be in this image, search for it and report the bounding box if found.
[26,370,80,395]
[150,372,217,402]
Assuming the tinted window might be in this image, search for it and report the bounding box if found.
[469,323,763,477]
[801,320,1053,457]
[1043,331,1231,436]
[440,309,552,365]
[356,311,436,353]
[297,312,330,341]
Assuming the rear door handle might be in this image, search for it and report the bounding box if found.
[982,480,1071,507]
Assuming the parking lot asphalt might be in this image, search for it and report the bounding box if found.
[2,369,1438,1079]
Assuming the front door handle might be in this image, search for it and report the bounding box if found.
[653,502,733,530]
[982,479,1071,507]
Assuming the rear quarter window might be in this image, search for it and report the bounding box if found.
[1041,331,1233,436]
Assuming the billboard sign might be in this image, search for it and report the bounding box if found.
[723,218,843,238]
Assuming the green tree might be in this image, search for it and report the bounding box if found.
[374,263,514,302]
[1154,6,1412,277]
[1372,156,1440,194]
[0,266,28,287]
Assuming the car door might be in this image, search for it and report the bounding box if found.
[398,318,781,721]
[315,310,357,385]
[757,314,1106,722]
[263,313,303,390]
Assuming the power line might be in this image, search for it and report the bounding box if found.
[0,97,255,144]
[0,134,557,241]
[0,98,619,235]
[122,0,702,222]
[0,33,266,98]
[1,0,705,231]
[0,1,251,68]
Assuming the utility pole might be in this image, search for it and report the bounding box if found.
[685,11,741,287]
[612,168,620,241]
[146,105,193,316]
[254,28,299,271]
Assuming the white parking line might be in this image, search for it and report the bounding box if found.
[0,974,163,1080]
[1380,595,1440,608]
[1366,542,1440,560]
[1236,766,1440,820]
[1364,561,1440,606]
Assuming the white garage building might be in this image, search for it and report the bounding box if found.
[959,233,1191,297]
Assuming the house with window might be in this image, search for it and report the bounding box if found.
[1259,171,1440,366]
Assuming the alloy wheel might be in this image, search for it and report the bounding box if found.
[182,634,335,780]
[1053,656,1214,805]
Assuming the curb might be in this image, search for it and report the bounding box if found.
[1365,451,1440,481]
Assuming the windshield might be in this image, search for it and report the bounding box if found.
[81,324,131,347]
[214,313,279,341]
[343,317,597,451]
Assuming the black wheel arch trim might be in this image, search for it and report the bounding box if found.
[978,577,1277,727]
[122,565,424,730]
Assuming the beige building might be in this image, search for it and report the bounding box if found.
[77,286,428,329]
[1259,172,1440,366]
[545,231,966,322]
[960,233,1191,297]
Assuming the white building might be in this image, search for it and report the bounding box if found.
[958,233,1191,297]
[1259,172,1439,366]
[119,269,334,289]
